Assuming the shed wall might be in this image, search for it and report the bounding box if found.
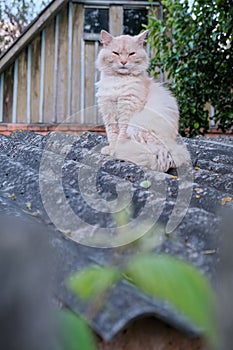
[0,1,159,127]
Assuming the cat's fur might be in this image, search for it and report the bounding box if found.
[96,30,183,172]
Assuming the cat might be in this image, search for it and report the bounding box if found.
[96,30,184,172]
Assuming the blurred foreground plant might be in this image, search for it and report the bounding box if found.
[58,309,96,350]
[67,251,217,346]
[65,208,218,348]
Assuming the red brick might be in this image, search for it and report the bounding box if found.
[47,125,58,131]
[68,124,81,131]
[37,125,50,132]
[55,124,69,131]
[0,124,7,131]
[7,123,28,131]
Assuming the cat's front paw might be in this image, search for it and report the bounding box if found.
[101,146,115,156]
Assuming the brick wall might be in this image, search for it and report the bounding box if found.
[0,123,105,136]
[0,123,232,137]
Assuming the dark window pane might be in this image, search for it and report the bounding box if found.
[123,8,148,36]
[84,8,109,34]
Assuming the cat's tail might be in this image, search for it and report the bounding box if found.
[114,139,188,172]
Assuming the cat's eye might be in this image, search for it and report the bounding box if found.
[129,52,136,56]
[112,51,119,55]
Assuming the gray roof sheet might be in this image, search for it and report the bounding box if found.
[0,130,232,341]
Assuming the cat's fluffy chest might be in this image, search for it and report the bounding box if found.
[96,74,151,102]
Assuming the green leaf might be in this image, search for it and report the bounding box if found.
[58,309,96,350]
[146,0,233,136]
[139,180,152,189]
[113,205,132,227]
[67,266,120,300]
[194,122,200,129]
[125,254,217,345]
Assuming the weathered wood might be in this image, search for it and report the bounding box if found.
[96,317,209,350]
[30,36,41,123]
[67,2,73,118]
[84,41,96,124]
[109,5,123,36]
[43,19,55,123]
[73,0,160,5]
[56,5,69,123]
[3,64,14,122]
[16,50,27,122]
[12,59,18,123]
[39,30,46,123]
[71,3,83,119]
[0,0,69,74]
[26,45,32,123]
[95,41,102,125]
[0,1,160,127]
[0,73,4,122]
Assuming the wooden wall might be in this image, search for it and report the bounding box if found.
[0,1,104,126]
[0,1,157,127]
[2,64,14,123]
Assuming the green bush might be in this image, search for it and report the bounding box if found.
[146,0,233,136]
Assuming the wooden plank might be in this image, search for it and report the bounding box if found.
[0,73,4,122]
[80,39,85,123]
[71,3,83,119]
[109,5,123,36]
[16,50,27,122]
[12,59,18,123]
[43,19,55,122]
[3,64,14,122]
[73,1,160,5]
[84,41,96,124]
[27,45,32,123]
[67,1,73,118]
[56,5,69,123]
[30,35,41,123]
[53,15,59,122]
[39,29,46,122]
[0,0,69,74]
[94,40,101,124]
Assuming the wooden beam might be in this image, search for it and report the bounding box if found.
[0,0,69,74]
[39,29,46,123]
[12,59,18,123]
[27,45,32,123]
[17,50,27,122]
[71,3,84,117]
[109,5,123,36]
[53,15,60,123]
[30,36,42,123]
[3,65,14,123]
[43,17,56,123]
[56,5,69,123]
[74,0,160,5]
[67,1,73,118]
[0,73,4,122]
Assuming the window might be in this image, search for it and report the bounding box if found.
[84,8,109,34]
[123,8,148,35]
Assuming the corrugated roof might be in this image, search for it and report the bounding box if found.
[0,130,232,340]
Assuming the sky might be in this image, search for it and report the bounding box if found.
[34,0,51,15]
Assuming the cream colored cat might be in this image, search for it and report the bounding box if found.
[96,30,183,172]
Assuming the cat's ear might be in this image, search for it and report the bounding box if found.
[101,30,113,47]
[135,30,149,46]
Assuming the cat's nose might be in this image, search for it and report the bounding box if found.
[121,60,127,65]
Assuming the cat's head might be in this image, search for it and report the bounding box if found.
[96,30,149,76]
